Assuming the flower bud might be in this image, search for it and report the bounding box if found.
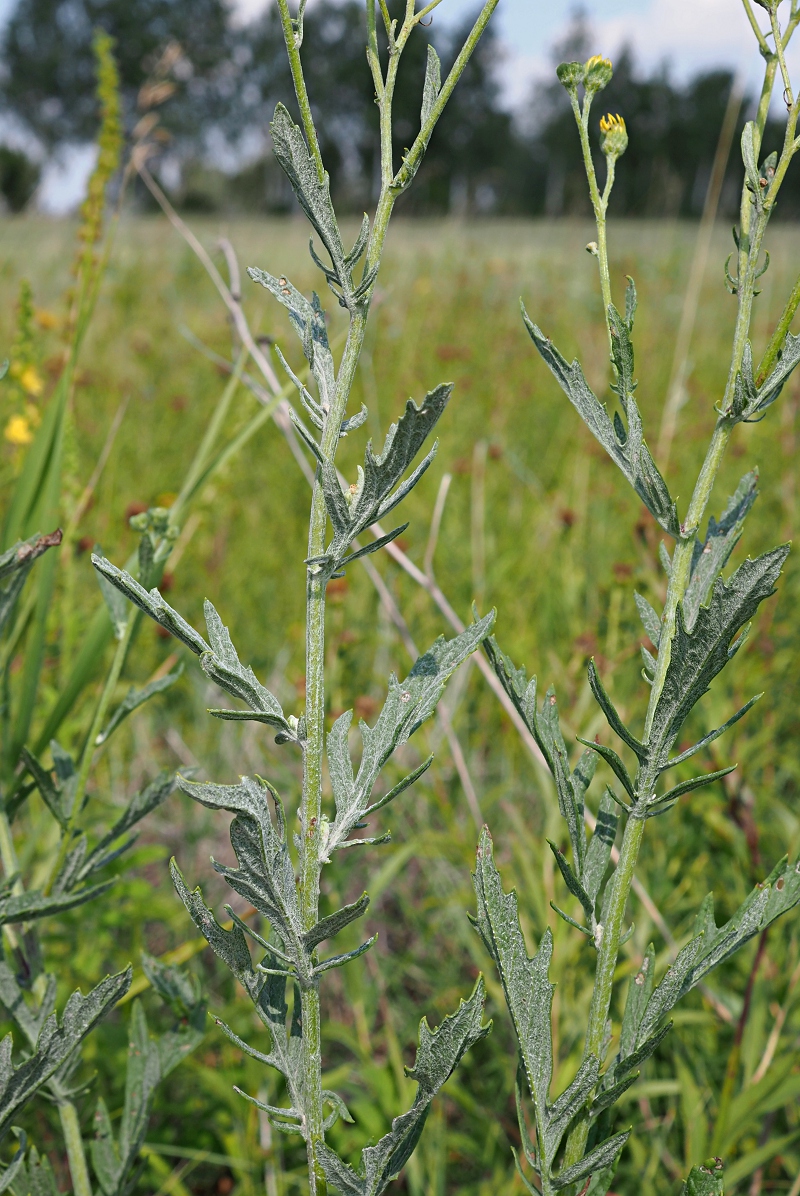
[556,61,585,91]
[584,55,613,94]
[599,113,628,159]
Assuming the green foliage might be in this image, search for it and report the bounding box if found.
[316,979,490,1196]
[472,20,800,1196]
[91,3,501,1192]
[681,1158,724,1196]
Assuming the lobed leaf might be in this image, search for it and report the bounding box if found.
[0,969,131,1143]
[322,385,451,566]
[472,829,556,1164]
[483,636,593,868]
[648,546,789,766]
[90,557,209,655]
[680,1158,724,1196]
[581,789,618,907]
[0,883,113,928]
[325,613,493,852]
[523,311,679,537]
[683,471,758,631]
[318,978,489,1196]
[96,665,183,746]
[268,104,357,311]
[178,776,306,976]
[550,1131,630,1191]
[80,771,177,879]
[200,600,294,738]
[639,855,800,1044]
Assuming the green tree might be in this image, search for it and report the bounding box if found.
[0,0,230,147]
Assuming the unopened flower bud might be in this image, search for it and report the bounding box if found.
[584,54,613,93]
[586,242,599,256]
[556,61,585,91]
[599,112,628,159]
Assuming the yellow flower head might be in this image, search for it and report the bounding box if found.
[599,113,628,159]
[584,55,613,93]
[34,308,60,331]
[5,415,32,446]
[19,365,43,398]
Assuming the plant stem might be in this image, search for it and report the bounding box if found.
[45,617,135,895]
[561,33,800,1185]
[274,2,499,1186]
[58,1093,93,1196]
[562,814,646,1172]
[571,92,613,326]
[275,0,325,183]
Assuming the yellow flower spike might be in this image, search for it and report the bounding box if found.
[19,365,43,398]
[5,415,32,446]
[599,112,628,159]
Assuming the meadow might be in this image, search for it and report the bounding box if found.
[1,212,799,1195]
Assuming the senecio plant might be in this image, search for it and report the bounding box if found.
[93,1,499,1194]
[473,6,800,1196]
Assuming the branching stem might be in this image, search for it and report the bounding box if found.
[562,30,800,1181]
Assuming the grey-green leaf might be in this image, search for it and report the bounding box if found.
[683,471,758,631]
[319,977,489,1196]
[90,557,209,656]
[96,665,183,746]
[634,592,662,648]
[550,1131,630,1190]
[523,312,679,537]
[472,829,555,1163]
[581,789,618,906]
[648,546,788,765]
[638,854,800,1044]
[681,1158,724,1196]
[0,968,131,1143]
[421,44,441,128]
[326,613,493,851]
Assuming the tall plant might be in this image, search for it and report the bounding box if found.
[0,33,221,1196]
[93,1,501,1192]
[474,5,800,1195]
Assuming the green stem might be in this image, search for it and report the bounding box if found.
[58,1094,93,1196]
[757,268,800,385]
[275,3,499,1187]
[570,89,614,355]
[275,0,325,183]
[563,32,799,1185]
[562,816,645,1171]
[392,0,500,191]
[771,7,794,106]
[45,617,134,895]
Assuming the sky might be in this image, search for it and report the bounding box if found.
[4,0,799,211]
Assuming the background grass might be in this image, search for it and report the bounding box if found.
[1,214,800,1194]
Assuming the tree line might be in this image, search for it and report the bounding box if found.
[3,1,800,218]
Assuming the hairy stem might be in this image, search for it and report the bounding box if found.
[58,1094,93,1196]
[562,815,646,1171]
[275,0,325,182]
[562,30,800,1184]
[571,91,613,323]
[45,617,134,895]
